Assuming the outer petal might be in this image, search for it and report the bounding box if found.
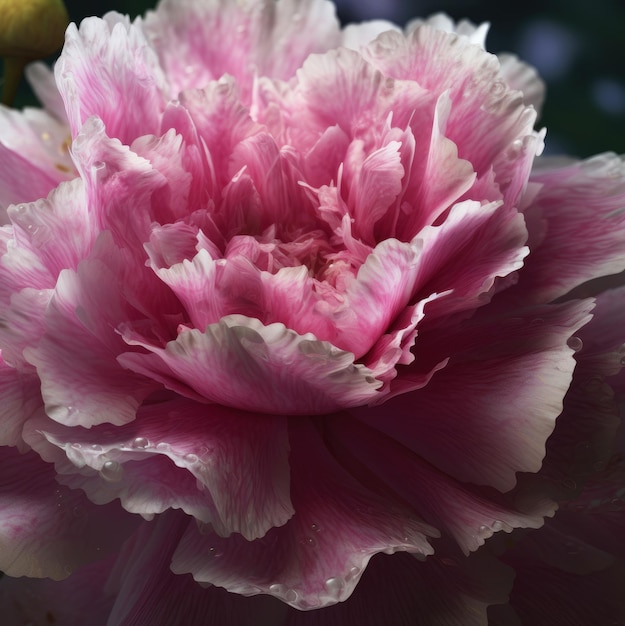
[358,300,594,491]
[119,315,382,415]
[105,513,288,626]
[0,446,139,579]
[171,420,438,610]
[328,416,554,556]
[24,397,293,541]
[514,154,625,303]
[56,13,168,143]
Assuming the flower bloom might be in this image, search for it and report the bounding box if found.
[1,1,625,623]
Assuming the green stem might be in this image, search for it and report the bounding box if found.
[1,56,27,107]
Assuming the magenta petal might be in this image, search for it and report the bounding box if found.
[328,416,554,555]
[171,420,438,609]
[516,154,625,303]
[104,513,288,626]
[0,446,139,579]
[25,397,293,540]
[119,315,383,415]
[359,300,594,491]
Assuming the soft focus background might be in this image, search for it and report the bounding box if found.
[6,0,625,157]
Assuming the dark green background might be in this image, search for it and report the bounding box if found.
[11,0,625,158]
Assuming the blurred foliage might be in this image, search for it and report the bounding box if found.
[5,0,625,158]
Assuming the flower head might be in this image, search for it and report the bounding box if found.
[1,1,625,623]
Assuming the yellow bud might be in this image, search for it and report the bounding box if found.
[1,0,68,105]
[0,0,69,58]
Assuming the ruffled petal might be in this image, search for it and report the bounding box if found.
[171,420,438,609]
[56,13,168,143]
[143,0,340,99]
[24,397,293,540]
[119,315,382,415]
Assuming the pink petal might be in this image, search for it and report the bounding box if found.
[497,53,546,115]
[514,154,625,303]
[119,315,382,415]
[357,300,595,491]
[24,261,159,428]
[25,61,68,122]
[143,0,340,99]
[56,14,167,143]
[0,106,73,214]
[328,416,554,556]
[0,446,139,579]
[171,420,438,609]
[362,25,542,208]
[409,199,528,324]
[25,397,293,540]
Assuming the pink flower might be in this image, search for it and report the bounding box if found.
[1,2,625,623]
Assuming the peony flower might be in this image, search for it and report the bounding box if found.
[1,1,625,623]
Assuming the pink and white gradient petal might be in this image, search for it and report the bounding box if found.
[358,300,594,492]
[24,397,293,541]
[56,13,168,144]
[171,420,438,610]
[119,315,382,415]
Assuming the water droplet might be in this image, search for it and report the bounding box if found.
[301,536,316,547]
[46,404,72,421]
[92,161,106,172]
[311,523,321,533]
[269,583,286,596]
[207,546,223,558]
[324,577,344,596]
[156,442,170,452]
[131,437,149,449]
[285,589,298,603]
[491,520,503,532]
[345,566,360,582]
[184,453,199,464]
[478,524,490,537]
[567,336,583,352]
[72,505,85,518]
[70,442,82,449]
[90,444,102,451]
[100,460,123,482]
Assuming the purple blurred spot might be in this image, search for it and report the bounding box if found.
[592,78,625,115]
[519,20,579,81]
